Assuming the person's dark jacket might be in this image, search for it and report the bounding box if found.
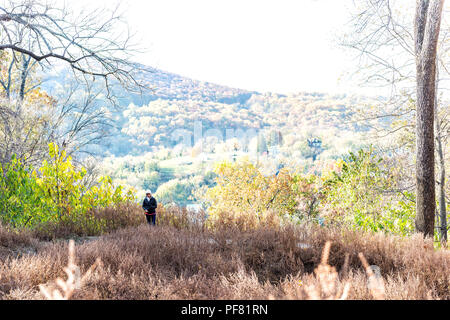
[142,196,157,215]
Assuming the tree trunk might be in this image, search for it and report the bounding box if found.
[434,73,447,243]
[414,0,444,238]
[435,118,447,243]
[19,54,30,102]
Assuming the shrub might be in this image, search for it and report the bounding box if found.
[322,148,415,236]
[0,143,136,231]
[205,160,298,219]
[29,202,143,240]
[203,149,417,237]
[0,155,49,228]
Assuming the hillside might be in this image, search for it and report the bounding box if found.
[41,64,380,200]
[43,64,373,157]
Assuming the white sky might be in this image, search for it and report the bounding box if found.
[70,0,363,95]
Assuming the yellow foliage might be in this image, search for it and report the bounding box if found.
[205,160,297,221]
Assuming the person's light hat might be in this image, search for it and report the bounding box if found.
[145,190,152,195]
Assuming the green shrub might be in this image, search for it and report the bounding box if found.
[322,148,415,236]
[0,143,136,231]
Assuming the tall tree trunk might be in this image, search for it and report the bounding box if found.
[414,0,444,238]
[434,70,447,243]
[435,115,447,243]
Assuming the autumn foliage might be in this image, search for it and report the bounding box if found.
[204,149,420,238]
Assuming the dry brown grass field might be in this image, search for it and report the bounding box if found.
[0,204,448,300]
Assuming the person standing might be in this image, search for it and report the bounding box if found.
[142,191,157,225]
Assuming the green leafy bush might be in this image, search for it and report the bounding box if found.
[321,148,415,236]
[0,143,136,231]
[0,155,48,227]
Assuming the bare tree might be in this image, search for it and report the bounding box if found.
[0,97,51,165]
[414,0,444,237]
[0,52,37,101]
[341,0,420,193]
[0,0,147,100]
[0,0,152,168]
[47,80,114,158]
[0,78,119,168]
[341,0,448,239]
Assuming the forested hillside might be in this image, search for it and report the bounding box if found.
[42,65,372,157]
[38,63,382,202]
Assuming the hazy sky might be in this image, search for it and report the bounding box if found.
[72,0,359,94]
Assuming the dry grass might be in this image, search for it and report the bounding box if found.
[28,203,144,241]
[0,206,448,300]
[38,240,102,300]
